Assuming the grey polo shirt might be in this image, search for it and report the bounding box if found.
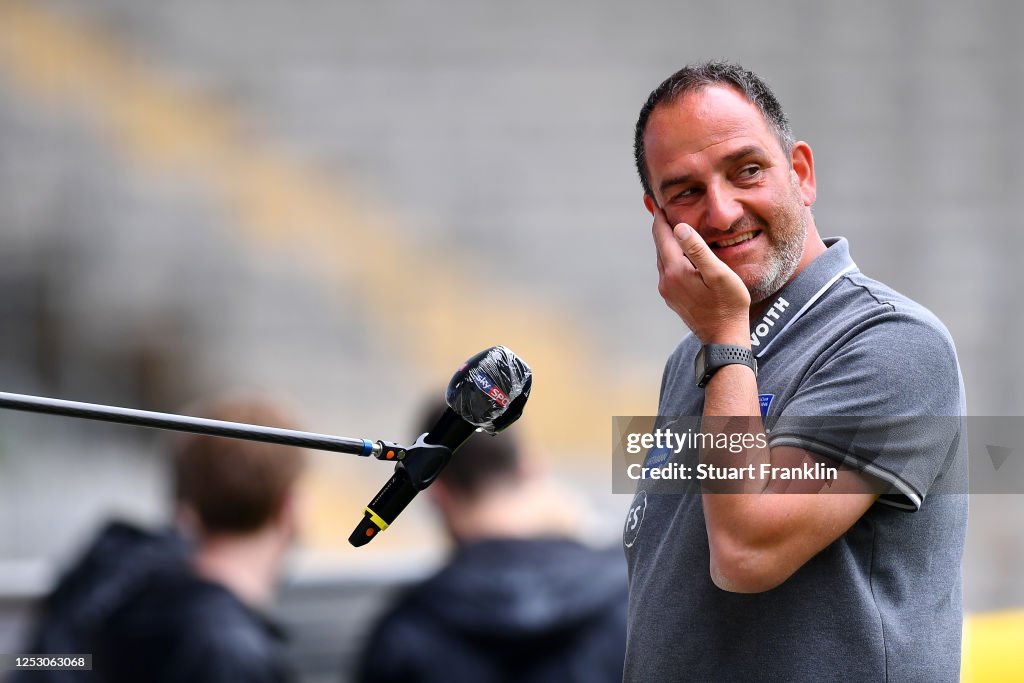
[623,237,967,682]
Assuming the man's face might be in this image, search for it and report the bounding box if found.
[643,85,815,303]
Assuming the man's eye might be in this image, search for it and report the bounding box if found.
[738,165,762,178]
[672,188,699,202]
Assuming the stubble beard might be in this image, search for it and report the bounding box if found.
[747,183,808,304]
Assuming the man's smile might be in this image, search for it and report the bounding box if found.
[709,229,762,252]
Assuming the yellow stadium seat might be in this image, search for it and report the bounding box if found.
[962,610,1024,682]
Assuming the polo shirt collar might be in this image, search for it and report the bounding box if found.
[749,237,857,359]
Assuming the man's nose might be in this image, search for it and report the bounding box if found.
[702,181,745,233]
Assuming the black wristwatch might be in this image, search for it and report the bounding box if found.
[694,344,757,388]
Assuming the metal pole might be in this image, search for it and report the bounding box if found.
[0,391,379,457]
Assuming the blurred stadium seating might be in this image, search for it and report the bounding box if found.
[1,0,1022,679]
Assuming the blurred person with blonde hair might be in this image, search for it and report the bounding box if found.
[16,394,307,683]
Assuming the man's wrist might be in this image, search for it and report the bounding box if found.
[703,328,751,348]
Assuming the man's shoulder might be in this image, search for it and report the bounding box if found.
[105,567,278,646]
[664,271,956,355]
[823,273,962,387]
[831,271,955,344]
[99,571,289,682]
[372,538,627,627]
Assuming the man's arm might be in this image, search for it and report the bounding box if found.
[700,364,883,593]
[652,209,882,593]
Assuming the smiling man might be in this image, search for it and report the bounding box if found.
[623,61,967,682]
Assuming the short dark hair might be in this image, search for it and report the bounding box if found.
[173,396,307,534]
[633,60,795,199]
[415,398,521,497]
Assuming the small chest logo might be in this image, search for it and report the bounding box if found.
[758,393,774,417]
[623,490,648,548]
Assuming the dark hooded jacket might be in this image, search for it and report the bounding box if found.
[14,520,293,683]
[355,537,627,683]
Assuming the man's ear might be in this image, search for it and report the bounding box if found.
[274,491,299,538]
[427,478,454,510]
[643,194,658,216]
[791,141,817,207]
[515,447,545,482]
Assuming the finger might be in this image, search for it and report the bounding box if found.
[651,206,688,270]
[672,222,727,276]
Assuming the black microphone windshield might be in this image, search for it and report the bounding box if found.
[445,345,532,434]
[348,346,531,547]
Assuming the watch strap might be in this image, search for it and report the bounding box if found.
[697,344,757,388]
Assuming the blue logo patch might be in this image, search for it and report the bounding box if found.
[758,394,774,417]
[643,447,672,473]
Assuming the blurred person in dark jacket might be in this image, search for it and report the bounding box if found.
[15,395,307,683]
[355,400,627,683]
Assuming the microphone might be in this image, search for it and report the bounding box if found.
[348,346,532,547]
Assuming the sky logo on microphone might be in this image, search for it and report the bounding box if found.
[469,369,510,407]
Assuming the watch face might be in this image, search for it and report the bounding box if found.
[694,346,707,382]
